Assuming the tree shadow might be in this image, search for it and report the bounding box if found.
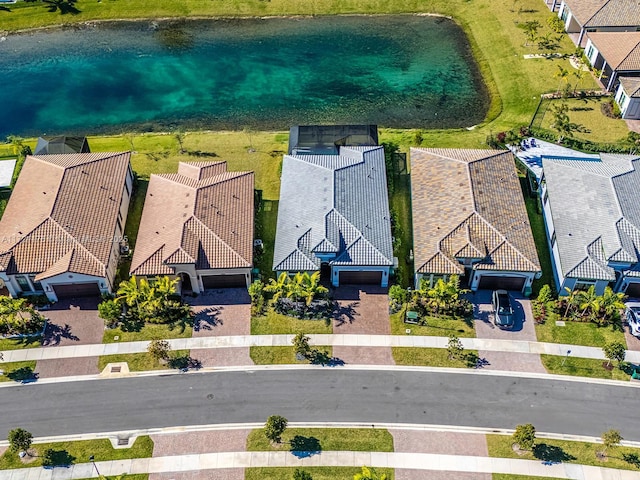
[307,349,344,367]
[622,453,640,468]
[289,435,322,458]
[0,6,11,11]
[332,301,360,326]
[6,366,39,383]
[186,150,218,158]
[533,443,576,463]
[168,354,202,371]
[193,306,222,332]
[42,449,75,468]
[43,0,80,14]
[41,323,79,346]
[118,314,145,333]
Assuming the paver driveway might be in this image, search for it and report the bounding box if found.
[187,288,252,367]
[332,286,394,365]
[472,290,545,373]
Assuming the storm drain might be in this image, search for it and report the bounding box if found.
[110,366,122,373]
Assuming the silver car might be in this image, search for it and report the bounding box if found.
[626,302,640,337]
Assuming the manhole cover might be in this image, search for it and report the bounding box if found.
[111,366,122,373]
[206,394,214,400]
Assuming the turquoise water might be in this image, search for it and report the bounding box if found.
[0,16,489,137]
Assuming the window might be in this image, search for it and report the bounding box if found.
[585,44,594,59]
[29,276,44,292]
[560,8,568,21]
[618,91,628,107]
[574,280,596,291]
[551,231,557,247]
[15,276,31,292]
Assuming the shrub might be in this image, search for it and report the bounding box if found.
[389,285,408,313]
[602,341,626,367]
[8,428,32,453]
[264,415,288,443]
[537,284,554,304]
[547,14,565,33]
[513,424,536,451]
[147,339,172,362]
[98,298,122,328]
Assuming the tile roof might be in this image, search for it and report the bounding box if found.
[587,32,640,71]
[542,154,640,281]
[130,162,253,276]
[619,76,640,97]
[565,0,640,27]
[0,152,131,279]
[411,148,541,276]
[273,146,393,271]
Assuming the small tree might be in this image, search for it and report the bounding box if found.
[447,335,464,361]
[98,298,122,328]
[518,20,541,46]
[292,333,312,360]
[264,415,288,444]
[147,339,172,362]
[8,428,33,454]
[536,284,554,304]
[293,469,313,480]
[601,429,622,457]
[602,341,626,367]
[354,466,388,480]
[512,423,536,451]
[173,129,186,153]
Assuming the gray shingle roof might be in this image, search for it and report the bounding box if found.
[619,77,640,97]
[565,0,640,28]
[273,146,393,271]
[542,154,640,281]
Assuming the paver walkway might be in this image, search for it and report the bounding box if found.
[2,451,640,480]
[4,334,639,364]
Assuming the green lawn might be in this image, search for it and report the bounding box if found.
[389,172,413,288]
[539,97,631,144]
[0,436,153,470]
[97,350,189,372]
[247,427,394,452]
[251,310,332,335]
[103,323,193,343]
[250,346,333,365]
[392,347,480,368]
[0,337,41,351]
[390,311,476,338]
[535,317,626,348]
[494,476,565,480]
[246,467,394,480]
[541,354,630,381]
[0,361,37,382]
[487,434,640,471]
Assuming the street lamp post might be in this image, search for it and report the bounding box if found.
[89,455,101,477]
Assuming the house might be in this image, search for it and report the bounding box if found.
[130,162,254,293]
[34,136,91,155]
[583,32,640,91]
[615,76,640,119]
[558,0,640,47]
[288,125,378,155]
[540,153,640,296]
[411,148,541,294]
[0,152,133,301]
[273,146,393,287]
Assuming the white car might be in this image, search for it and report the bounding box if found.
[626,302,640,337]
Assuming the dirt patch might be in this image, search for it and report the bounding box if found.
[35,357,99,378]
[190,347,254,367]
[151,429,250,456]
[332,286,390,334]
[187,289,250,337]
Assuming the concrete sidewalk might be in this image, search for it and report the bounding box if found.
[2,334,639,364]
[1,451,640,480]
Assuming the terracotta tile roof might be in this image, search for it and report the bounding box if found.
[588,32,640,70]
[565,0,640,27]
[0,152,131,278]
[411,148,541,276]
[130,162,254,276]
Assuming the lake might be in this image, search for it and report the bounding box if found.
[0,15,489,137]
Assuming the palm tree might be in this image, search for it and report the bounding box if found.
[562,287,579,318]
[265,272,291,303]
[577,285,599,319]
[555,65,570,95]
[117,276,143,308]
[6,135,24,155]
[300,271,328,306]
[599,287,626,324]
[572,69,586,94]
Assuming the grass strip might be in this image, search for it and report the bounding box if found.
[250,346,333,365]
[247,427,394,452]
[541,354,630,381]
[246,467,394,480]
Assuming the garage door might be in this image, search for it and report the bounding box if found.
[625,282,640,298]
[201,274,247,289]
[477,276,526,291]
[339,271,383,285]
[52,282,101,298]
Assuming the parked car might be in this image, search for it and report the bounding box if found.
[492,289,514,329]
[625,301,640,337]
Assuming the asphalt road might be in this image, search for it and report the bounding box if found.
[0,369,636,439]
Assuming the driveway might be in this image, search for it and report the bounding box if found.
[391,429,490,480]
[332,285,394,365]
[186,288,252,367]
[149,429,249,480]
[471,290,545,373]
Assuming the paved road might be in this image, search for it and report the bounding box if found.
[0,369,635,440]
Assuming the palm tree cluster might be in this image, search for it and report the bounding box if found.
[0,297,45,337]
[99,276,192,329]
[407,275,473,318]
[560,286,626,326]
[255,272,330,319]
